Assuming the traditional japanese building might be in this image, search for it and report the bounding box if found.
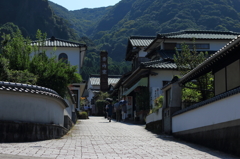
[169,35,240,156]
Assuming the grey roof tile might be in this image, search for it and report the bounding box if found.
[158,30,239,40]
[0,81,69,108]
[89,75,121,86]
[141,59,178,69]
[32,36,87,48]
[129,36,155,47]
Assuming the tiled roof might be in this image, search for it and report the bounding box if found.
[173,86,240,116]
[158,30,239,40]
[179,35,240,84]
[32,36,87,48]
[141,59,178,69]
[89,75,121,86]
[0,81,69,108]
[146,49,216,59]
[129,36,155,47]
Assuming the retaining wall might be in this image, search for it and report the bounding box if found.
[172,91,240,157]
[145,108,162,133]
[0,81,70,142]
[0,120,68,142]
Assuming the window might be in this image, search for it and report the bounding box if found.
[162,81,170,87]
[176,43,210,49]
[58,53,68,64]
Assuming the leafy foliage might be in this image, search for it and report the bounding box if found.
[136,87,150,111]
[174,43,214,102]
[0,0,77,40]
[95,100,107,116]
[1,30,32,71]
[149,95,163,114]
[2,0,240,80]
[0,29,81,97]
[78,111,88,119]
[49,0,240,80]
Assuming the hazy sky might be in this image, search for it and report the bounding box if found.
[49,0,121,10]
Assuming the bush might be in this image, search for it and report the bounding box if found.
[78,111,88,119]
[95,100,106,116]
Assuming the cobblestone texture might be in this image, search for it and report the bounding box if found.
[0,117,239,159]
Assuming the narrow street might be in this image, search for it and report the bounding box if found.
[0,117,238,159]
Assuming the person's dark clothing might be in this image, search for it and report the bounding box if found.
[107,104,114,117]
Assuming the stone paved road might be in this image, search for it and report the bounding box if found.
[0,117,239,159]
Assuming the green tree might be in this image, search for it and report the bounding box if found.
[1,29,32,71]
[174,43,214,102]
[0,29,82,97]
[29,30,81,97]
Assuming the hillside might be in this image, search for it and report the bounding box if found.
[49,0,240,80]
[50,0,240,61]
[1,0,240,80]
[49,1,112,37]
[0,0,77,40]
[92,0,240,60]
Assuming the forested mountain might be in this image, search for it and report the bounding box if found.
[0,0,77,40]
[1,0,240,80]
[49,1,112,37]
[49,0,240,80]
[93,0,240,60]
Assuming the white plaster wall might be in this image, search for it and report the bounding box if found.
[64,98,75,119]
[149,70,180,106]
[149,70,180,92]
[146,108,162,124]
[138,48,148,57]
[163,39,232,51]
[209,41,231,50]
[172,93,240,133]
[87,90,95,104]
[31,47,81,73]
[0,91,65,126]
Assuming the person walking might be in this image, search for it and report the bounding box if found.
[114,100,121,122]
[120,100,127,122]
[105,98,113,122]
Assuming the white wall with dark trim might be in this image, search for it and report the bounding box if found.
[172,93,240,133]
[0,91,65,126]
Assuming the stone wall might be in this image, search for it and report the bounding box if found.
[145,120,162,134]
[172,90,240,157]
[0,120,67,142]
[64,115,74,130]
[174,119,240,157]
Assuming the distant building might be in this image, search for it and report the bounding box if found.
[31,36,87,73]
[86,74,121,114]
[31,36,87,110]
